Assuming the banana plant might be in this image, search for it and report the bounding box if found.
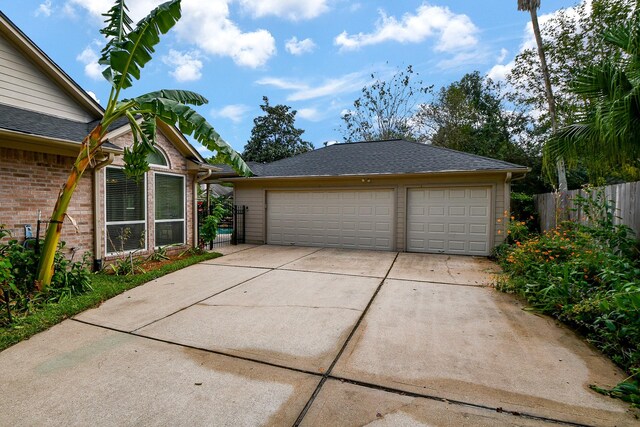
[36,0,250,287]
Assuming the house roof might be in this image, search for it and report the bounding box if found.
[224,139,528,179]
[0,104,121,151]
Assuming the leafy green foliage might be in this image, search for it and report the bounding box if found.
[0,226,92,326]
[546,5,640,180]
[242,96,313,163]
[341,65,432,142]
[496,190,640,405]
[100,0,181,90]
[200,204,226,244]
[508,0,637,183]
[132,92,250,175]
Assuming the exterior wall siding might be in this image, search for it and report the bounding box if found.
[0,147,93,259]
[0,34,94,122]
[233,172,510,252]
[234,188,265,244]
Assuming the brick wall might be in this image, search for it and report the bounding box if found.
[0,147,94,261]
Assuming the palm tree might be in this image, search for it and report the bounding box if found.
[545,11,640,178]
[518,0,568,191]
[36,0,250,287]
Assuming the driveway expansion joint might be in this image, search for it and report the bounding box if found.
[386,276,494,288]
[129,267,274,332]
[325,376,594,427]
[292,252,400,427]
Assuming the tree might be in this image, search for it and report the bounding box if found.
[422,73,529,159]
[36,0,250,288]
[340,65,432,142]
[509,0,635,183]
[517,0,568,191]
[419,72,547,192]
[242,96,313,163]
[546,8,640,179]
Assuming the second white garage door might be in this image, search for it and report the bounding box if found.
[267,190,393,250]
[407,187,491,255]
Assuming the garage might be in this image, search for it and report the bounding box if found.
[220,139,528,256]
[407,186,491,255]
[267,190,394,250]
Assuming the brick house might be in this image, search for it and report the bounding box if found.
[0,12,218,269]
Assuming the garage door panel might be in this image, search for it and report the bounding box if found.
[448,223,466,234]
[429,206,445,216]
[449,206,466,216]
[469,223,488,234]
[470,206,488,217]
[408,187,491,256]
[268,190,393,251]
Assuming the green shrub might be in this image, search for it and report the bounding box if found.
[0,225,92,325]
[496,189,640,405]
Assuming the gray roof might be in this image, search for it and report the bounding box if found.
[0,103,127,151]
[244,139,527,178]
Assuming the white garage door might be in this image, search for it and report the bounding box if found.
[267,190,393,250]
[407,187,491,255]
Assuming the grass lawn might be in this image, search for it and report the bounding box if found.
[0,251,220,352]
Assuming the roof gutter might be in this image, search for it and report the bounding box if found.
[0,128,123,156]
[223,168,531,182]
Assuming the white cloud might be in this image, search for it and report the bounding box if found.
[35,0,53,17]
[65,0,276,68]
[285,37,316,56]
[497,48,508,63]
[175,0,276,68]
[487,61,514,82]
[65,0,164,22]
[257,72,368,101]
[76,43,103,80]
[86,90,100,103]
[162,49,203,82]
[238,0,329,21]
[335,4,478,52]
[297,108,322,121]
[212,104,251,123]
[437,51,487,70]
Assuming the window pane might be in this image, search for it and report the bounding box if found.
[146,149,167,166]
[155,221,184,246]
[106,168,145,222]
[155,174,184,220]
[106,223,145,253]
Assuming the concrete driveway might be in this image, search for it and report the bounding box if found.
[0,245,636,426]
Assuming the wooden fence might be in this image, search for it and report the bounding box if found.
[533,181,640,235]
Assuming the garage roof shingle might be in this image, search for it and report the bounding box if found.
[247,139,528,177]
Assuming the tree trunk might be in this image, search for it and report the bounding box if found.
[529,7,568,192]
[36,125,103,288]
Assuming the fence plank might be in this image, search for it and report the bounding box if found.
[534,181,640,236]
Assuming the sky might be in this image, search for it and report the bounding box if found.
[0,0,579,158]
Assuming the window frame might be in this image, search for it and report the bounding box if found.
[153,171,186,248]
[147,146,170,169]
[104,166,148,256]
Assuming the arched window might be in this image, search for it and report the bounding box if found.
[146,148,168,166]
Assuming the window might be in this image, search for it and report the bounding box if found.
[155,173,185,246]
[146,148,168,166]
[105,167,146,254]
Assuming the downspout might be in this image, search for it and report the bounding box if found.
[93,153,115,271]
[504,172,513,219]
[194,169,213,248]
